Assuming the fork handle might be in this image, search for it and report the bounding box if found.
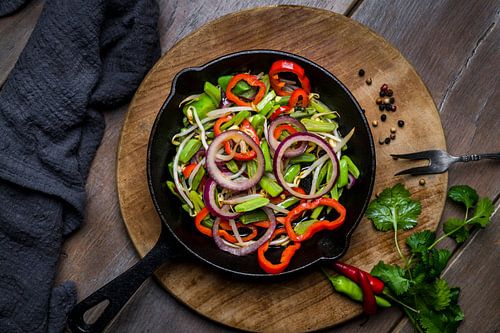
[459,152,500,162]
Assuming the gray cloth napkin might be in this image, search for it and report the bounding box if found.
[0,0,160,331]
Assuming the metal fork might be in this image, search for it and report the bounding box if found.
[391,150,500,176]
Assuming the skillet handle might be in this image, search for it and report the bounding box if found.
[66,229,173,333]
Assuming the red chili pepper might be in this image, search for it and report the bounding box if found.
[288,88,309,107]
[269,105,291,121]
[273,124,298,139]
[284,197,346,242]
[226,74,266,106]
[182,163,198,178]
[358,270,377,315]
[332,261,385,294]
[269,60,311,96]
[258,228,301,274]
[214,116,259,161]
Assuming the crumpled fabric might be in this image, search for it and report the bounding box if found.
[0,0,160,331]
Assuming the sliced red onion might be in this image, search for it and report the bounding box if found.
[347,173,356,189]
[267,116,307,158]
[206,130,264,191]
[274,132,339,200]
[212,207,276,256]
[203,178,240,219]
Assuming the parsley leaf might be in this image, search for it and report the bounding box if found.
[366,183,421,232]
[370,261,411,295]
[447,185,478,209]
[406,230,435,253]
[443,218,469,243]
[470,197,493,227]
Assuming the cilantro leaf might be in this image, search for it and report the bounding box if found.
[433,279,452,311]
[448,185,478,209]
[443,218,469,243]
[470,197,494,227]
[370,261,411,295]
[366,183,421,232]
[424,248,452,279]
[406,230,435,253]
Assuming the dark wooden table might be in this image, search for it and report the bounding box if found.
[1,1,498,332]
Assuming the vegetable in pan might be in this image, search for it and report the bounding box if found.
[167,59,360,274]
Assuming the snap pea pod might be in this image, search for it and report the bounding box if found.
[330,185,340,201]
[220,110,251,130]
[274,95,290,106]
[181,204,191,214]
[323,273,391,308]
[239,210,268,224]
[260,140,273,173]
[289,153,316,164]
[191,167,205,191]
[310,205,324,219]
[168,161,174,178]
[294,219,317,235]
[310,98,334,114]
[201,218,214,228]
[189,190,205,213]
[251,114,266,137]
[234,197,270,213]
[247,160,257,177]
[179,139,202,164]
[166,181,181,200]
[284,164,301,183]
[182,93,216,120]
[277,197,300,209]
[225,160,239,173]
[289,108,316,119]
[218,75,251,93]
[261,74,270,94]
[259,100,276,117]
[337,158,349,188]
[256,90,275,111]
[204,81,221,106]
[341,155,360,179]
[259,175,283,197]
[316,161,329,190]
[301,118,338,132]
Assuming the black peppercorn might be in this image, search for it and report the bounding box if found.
[390,97,395,103]
[385,104,392,111]
[358,69,365,77]
[381,114,387,121]
[384,137,391,144]
[379,105,385,111]
[387,89,393,97]
[398,120,405,127]
[392,105,397,112]
[379,138,385,145]
[366,78,372,85]
[381,84,388,91]
[379,91,386,97]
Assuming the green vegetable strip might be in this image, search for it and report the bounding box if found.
[251,114,266,137]
[256,90,276,111]
[220,110,251,130]
[330,185,340,201]
[301,118,338,132]
[166,181,181,200]
[189,190,204,213]
[191,167,205,191]
[168,161,174,178]
[181,204,190,213]
[201,218,214,228]
[182,93,216,120]
[310,205,324,219]
[261,74,271,94]
[225,160,239,173]
[247,160,257,177]
[217,75,251,94]
[316,162,329,190]
[278,197,300,209]
[239,210,268,224]
[310,98,333,114]
[234,197,270,213]
[337,158,349,188]
[284,164,300,183]
[260,140,273,173]
[259,101,276,117]
[274,95,290,105]
[294,219,317,235]
[289,153,316,164]
[179,139,202,164]
[259,175,283,197]
[290,108,315,119]
[342,155,360,179]
[204,81,221,106]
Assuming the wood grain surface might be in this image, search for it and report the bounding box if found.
[1,0,498,332]
[116,7,447,332]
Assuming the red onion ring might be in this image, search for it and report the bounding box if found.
[212,207,276,256]
[203,178,241,219]
[206,130,265,191]
[274,132,339,199]
[267,116,307,158]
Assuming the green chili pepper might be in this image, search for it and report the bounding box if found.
[341,155,360,179]
[274,95,290,106]
[220,110,251,130]
[294,219,317,235]
[204,81,221,106]
[324,273,391,308]
[284,164,301,183]
[217,75,251,94]
[337,158,349,188]
[182,93,216,120]
[300,118,338,132]
[259,175,283,197]
[179,139,202,164]
[189,190,205,213]
[234,197,270,213]
[278,197,300,209]
[225,160,239,173]
[239,210,268,224]
[259,100,275,117]
[310,98,334,115]
[256,90,276,111]
[260,140,273,173]
[289,153,316,164]
[191,167,205,191]
[251,114,266,137]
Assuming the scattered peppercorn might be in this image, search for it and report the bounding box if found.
[389,97,395,103]
[378,138,385,145]
[376,97,383,105]
[386,89,393,97]
[381,84,388,91]
[381,114,387,122]
[385,104,392,111]
[390,133,396,140]
[366,78,372,85]
[419,179,426,186]
[384,137,391,144]
[383,97,391,104]
[358,69,365,77]
[379,91,386,97]
[372,120,378,127]
[379,105,385,111]
[390,127,397,133]
[398,120,405,127]
[391,105,397,112]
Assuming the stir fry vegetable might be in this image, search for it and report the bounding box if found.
[167,59,360,274]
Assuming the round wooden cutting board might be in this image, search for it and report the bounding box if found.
[117,6,447,332]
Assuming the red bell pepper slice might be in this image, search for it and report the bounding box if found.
[284,197,346,242]
[258,228,301,274]
[288,88,309,107]
[226,74,266,106]
[219,220,258,243]
[182,163,198,178]
[269,60,311,96]
[195,208,258,243]
[214,116,259,161]
[273,124,298,139]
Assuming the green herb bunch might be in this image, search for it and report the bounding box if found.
[366,184,494,333]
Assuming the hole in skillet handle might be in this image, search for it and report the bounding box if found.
[66,227,183,333]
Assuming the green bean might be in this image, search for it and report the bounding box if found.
[179,139,202,164]
[251,114,266,137]
[261,140,273,173]
[191,167,205,191]
[294,219,317,235]
[324,274,391,308]
[310,98,333,114]
[256,90,276,111]
[182,93,216,120]
[166,181,181,200]
[337,158,349,187]
[289,153,316,164]
[217,75,251,93]
[220,110,251,130]
[342,155,360,179]
[300,118,338,132]
[259,175,283,197]
[284,164,300,183]
[247,160,257,177]
[234,197,270,213]
[189,190,205,213]
[239,210,268,224]
[226,160,239,173]
[274,95,290,106]
[204,81,221,106]
[278,197,300,209]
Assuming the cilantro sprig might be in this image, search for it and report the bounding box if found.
[364,183,494,333]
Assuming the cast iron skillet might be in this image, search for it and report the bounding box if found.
[67,50,376,332]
